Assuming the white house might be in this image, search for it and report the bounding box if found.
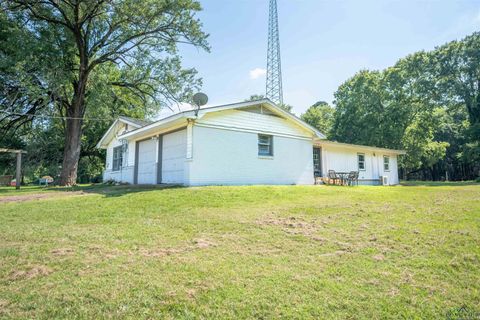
[97,99,405,186]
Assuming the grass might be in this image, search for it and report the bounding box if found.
[0,183,479,319]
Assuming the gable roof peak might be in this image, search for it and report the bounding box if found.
[118,115,152,127]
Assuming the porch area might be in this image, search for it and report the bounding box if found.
[312,140,405,186]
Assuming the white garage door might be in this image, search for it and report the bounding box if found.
[162,129,186,184]
[137,139,157,184]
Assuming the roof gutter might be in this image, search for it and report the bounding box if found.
[118,113,190,140]
[315,139,406,155]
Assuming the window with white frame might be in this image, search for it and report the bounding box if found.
[112,146,123,171]
[258,134,273,156]
[357,153,365,170]
[383,155,390,171]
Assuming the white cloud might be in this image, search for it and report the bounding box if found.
[249,68,266,80]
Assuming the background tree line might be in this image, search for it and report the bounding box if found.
[301,32,480,181]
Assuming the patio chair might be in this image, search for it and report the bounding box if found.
[327,170,339,185]
[347,171,359,186]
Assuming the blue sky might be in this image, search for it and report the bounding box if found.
[179,0,480,115]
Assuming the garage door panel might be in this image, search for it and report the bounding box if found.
[162,130,186,184]
[137,139,157,184]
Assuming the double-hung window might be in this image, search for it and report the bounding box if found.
[383,156,390,171]
[357,153,365,171]
[112,146,123,171]
[258,134,273,157]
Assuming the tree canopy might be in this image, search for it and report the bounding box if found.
[300,101,335,137]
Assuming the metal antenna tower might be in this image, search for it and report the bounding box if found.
[266,0,283,105]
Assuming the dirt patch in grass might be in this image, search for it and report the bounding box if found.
[50,248,75,256]
[373,253,386,261]
[258,215,320,237]
[0,299,9,313]
[192,238,216,249]
[9,265,53,281]
[318,250,347,257]
[0,191,87,203]
[138,238,217,258]
[258,216,316,232]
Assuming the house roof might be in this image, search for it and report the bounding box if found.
[96,116,150,149]
[118,116,152,127]
[116,99,326,141]
[315,139,406,155]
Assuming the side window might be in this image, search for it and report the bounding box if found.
[112,146,123,171]
[383,156,390,171]
[258,134,273,156]
[358,153,365,171]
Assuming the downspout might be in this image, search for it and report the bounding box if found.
[185,117,196,186]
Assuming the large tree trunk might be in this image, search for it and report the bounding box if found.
[58,70,88,186]
[59,115,83,186]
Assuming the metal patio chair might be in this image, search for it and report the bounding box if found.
[327,170,340,185]
[347,171,359,186]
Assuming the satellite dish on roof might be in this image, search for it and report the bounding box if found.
[193,92,208,107]
[193,92,208,116]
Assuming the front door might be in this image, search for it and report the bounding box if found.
[313,147,322,177]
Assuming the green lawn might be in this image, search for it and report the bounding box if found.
[0,183,479,319]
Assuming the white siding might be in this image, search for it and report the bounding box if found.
[103,166,134,183]
[103,136,135,184]
[185,126,314,186]
[137,139,157,184]
[197,109,311,138]
[162,129,187,184]
[320,145,400,185]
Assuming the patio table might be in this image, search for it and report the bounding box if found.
[335,172,351,185]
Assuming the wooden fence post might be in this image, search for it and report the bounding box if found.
[16,152,21,190]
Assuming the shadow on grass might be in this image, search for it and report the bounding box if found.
[0,183,183,198]
[0,185,46,195]
[401,180,479,187]
[60,183,184,197]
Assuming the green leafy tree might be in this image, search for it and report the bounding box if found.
[1,0,209,185]
[400,109,449,176]
[300,101,335,137]
[331,55,451,178]
[434,32,480,166]
[435,33,480,136]
[330,70,390,147]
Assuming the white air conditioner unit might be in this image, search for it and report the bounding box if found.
[382,176,389,186]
